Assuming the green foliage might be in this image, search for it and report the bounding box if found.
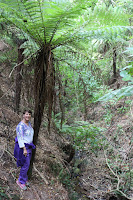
[20,34,39,57]
[55,56,103,115]
[54,118,104,152]
[117,105,130,114]
[98,84,133,102]
[102,109,113,125]
[120,65,133,82]
[98,45,133,102]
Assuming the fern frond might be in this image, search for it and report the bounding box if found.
[20,35,40,57]
[51,26,133,49]
[98,84,133,102]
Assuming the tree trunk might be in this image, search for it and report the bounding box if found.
[112,47,117,83]
[57,75,65,129]
[53,90,56,116]
[79,77,87,121]
[28,45,54,178]
[83,83,87,121]
[15,45,24,114]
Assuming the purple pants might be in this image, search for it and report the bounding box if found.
[18,151,32,184]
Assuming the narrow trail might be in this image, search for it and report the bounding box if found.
[0,159,69,200]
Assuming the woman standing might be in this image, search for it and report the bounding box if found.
[14,110,35,190]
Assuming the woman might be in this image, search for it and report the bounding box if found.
[14,110,35,190]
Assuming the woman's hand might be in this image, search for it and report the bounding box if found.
[23,147,27,157]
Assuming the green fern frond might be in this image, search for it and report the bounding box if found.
[51,26,133,49]
[98,84,133,102]
[20,36,40,57]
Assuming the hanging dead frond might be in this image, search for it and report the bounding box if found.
[45,45,55,132]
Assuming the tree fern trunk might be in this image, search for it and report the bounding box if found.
[28,45,54,178]
[15,45,24,114]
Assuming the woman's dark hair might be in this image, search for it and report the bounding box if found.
[23,110,32,115]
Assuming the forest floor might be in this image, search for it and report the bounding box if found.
[0,58,133,200]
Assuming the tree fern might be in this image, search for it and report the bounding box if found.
[0,0,133,176]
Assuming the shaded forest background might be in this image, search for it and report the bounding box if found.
[0,0,133,199]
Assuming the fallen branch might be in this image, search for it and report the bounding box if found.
[104,150,133,200]
[33,164,48,185]
[9,168,17,180]
[104,150,120,190]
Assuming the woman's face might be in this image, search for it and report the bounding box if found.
[23,112,31,122]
